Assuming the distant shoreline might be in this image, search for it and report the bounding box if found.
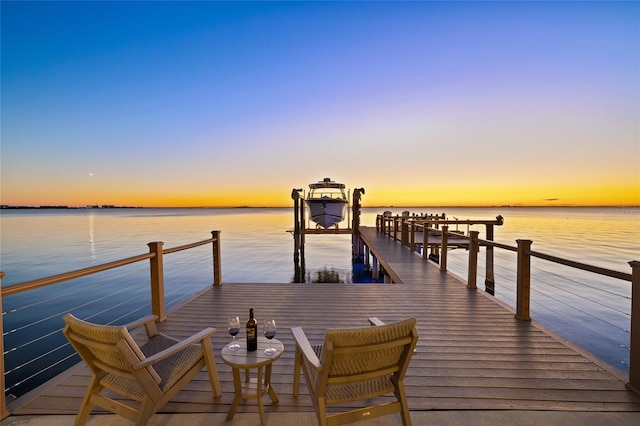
[2,204,638,210]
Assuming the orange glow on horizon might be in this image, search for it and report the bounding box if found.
[4,182,638,208]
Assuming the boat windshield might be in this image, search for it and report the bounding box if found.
[308,187,346,200]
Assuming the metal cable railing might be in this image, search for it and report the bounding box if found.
[0,232,220,410]
[435,235,632,372]
[378,212,637,380]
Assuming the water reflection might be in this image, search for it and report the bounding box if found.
[88,212,96,261]
[293,244,375,283]
[308,267,345,283]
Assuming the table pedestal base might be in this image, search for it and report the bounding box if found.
[226,364,279,425]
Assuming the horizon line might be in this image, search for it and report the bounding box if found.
[2,204,639,210]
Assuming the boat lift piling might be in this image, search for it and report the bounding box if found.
[291,188,304,282]
[351,187,365,263]
[290,186,364,283]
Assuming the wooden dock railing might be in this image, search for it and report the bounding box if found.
[0,231,222,419]
[375,212,640,395]
[377,212,504,294]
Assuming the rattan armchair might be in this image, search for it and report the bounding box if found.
[62,314,221,426]
[292,317,418,426]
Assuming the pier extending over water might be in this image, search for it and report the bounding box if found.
[8,278,640,418]
[2,207,640,423]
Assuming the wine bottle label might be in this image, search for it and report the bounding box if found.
[247,328,256,338]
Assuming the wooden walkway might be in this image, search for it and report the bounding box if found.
[9,227,640,418]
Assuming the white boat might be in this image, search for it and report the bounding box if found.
[305,178,348,228]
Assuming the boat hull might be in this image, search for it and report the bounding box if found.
[306,197,348,228]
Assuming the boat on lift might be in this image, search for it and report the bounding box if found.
[305,178,348,228]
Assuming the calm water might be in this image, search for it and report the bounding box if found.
[1,206,639,398]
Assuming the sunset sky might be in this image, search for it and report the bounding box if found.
[2,1,638,208]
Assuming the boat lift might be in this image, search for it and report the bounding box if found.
[289,187,365,282]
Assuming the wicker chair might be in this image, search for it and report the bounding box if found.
[292,317,418,426]
[62,314,221,426]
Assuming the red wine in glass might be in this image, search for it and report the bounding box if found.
[264,320,277,355]
[228,316,240,350]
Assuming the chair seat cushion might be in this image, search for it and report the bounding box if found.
[140,333,204,392]
[100,374,147,401]
[325,375,395,405]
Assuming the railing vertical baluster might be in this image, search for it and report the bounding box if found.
[467,231,479,289]
[516,239,532,321]
[212,231,222,286]
[148,242,166,322]
[1,272,7,420]
[440,226,448,272]
[628,261,640,393]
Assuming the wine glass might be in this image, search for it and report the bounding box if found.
[263,319,277,355]
[227,316,240,350]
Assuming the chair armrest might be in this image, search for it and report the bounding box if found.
[133,327,217,369]
[291,327,321,369]
[368,317,385,326]
[124,315,159,331]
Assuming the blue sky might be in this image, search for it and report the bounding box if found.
[2,1,639,207]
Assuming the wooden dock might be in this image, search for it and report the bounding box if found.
[8,226,640,418]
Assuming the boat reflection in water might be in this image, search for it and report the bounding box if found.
[305,177,348,229]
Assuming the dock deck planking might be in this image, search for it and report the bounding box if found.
[8,226,640,417]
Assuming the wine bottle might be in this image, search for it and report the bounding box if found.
[246,307,258,351]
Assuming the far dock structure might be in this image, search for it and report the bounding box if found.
[2,207,640,423]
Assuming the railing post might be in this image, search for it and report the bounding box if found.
[148,242,166,322]
[393,216,399,241]
[440,226,448,272]
[0,272,8,420]
[422,223,429,259]
[409,221,415,251]
[401,218,408,246]
[485,224,495,295]
[516,239,532,321]
[628,261,640,394]
[212,231,222,286]
[467,231,479,289]
[430,217,440,259]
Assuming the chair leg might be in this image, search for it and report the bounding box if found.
[135,397,156,426]
[201,337,222,397]
[395,382,411,426]
[74,375,101,426]
[317,396,328,426]
[293,347,301,396]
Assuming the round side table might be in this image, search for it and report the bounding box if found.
[221,336,284,425]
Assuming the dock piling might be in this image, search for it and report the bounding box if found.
[628,261,640,393]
